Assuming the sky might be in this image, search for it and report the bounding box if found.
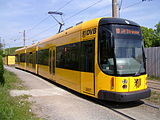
[0,0,160,48]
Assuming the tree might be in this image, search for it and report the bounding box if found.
[141,22,160,47]
[153,22,160,46]
[0,55,5,85]
[0,43,3,50]
[155,22,160,33]
[141,26,155,47]
[0,43,3,56]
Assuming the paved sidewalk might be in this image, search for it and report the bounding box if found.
[5,66,126,120]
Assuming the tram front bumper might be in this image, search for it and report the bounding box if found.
[98,88,151,102]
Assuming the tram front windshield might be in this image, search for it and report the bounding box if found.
[99,24,146,76]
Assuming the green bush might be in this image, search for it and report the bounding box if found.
[0,55,5,85]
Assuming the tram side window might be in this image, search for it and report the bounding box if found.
[52,50,55,74]
[99,26,115,74]
[26,53,29,63]
[20,53,26,62]
[36,51,38,64]
[65,43,80,70]
[80,40,95,72]
[32,52,36,65]
[56,46,64,68]
[37,49,49,65]
[15,54,19,62]
[29,52,33,63]
[26,52,32,63]
[56,43,80,70]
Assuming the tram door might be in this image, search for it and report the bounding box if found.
[49,47,56,81]
[81,39,95,95]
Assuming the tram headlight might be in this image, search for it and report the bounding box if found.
[122,85,127,89]
[122,79,128,84]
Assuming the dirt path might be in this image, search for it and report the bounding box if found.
[6,66,129,120]
[6,66,160,120]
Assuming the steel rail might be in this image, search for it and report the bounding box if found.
[94,100,136,120]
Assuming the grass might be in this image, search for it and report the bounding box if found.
[146,76,160,106]
[145,91,160,106]
[0,70,41,120]
[147,76,160,82]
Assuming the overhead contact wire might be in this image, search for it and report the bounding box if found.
[64,0,103,21]
[28,0,104,41]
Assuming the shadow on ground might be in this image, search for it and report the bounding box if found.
[15,67,144,109]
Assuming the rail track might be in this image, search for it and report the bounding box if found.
[147,80,160,92]
[95,100,137,120]
[99,80,160,120]
[143,101,160,110]
[94,99,160,120]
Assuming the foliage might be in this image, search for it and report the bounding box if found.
[0,43,21,56]
[0,55,5,85]
[155,22,160,33]
[141,22,160,47]
[154,22,160,46]
[0,43,3,56]
[0,43,3,50]
[0,70,40,120]
[141,27,154,47]
[4,47,22,56]
[0,50,3,56]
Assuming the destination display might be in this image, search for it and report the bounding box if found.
[115,27,140,35]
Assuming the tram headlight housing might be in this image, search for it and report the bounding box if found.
[122,79,128,89]
[122,79,128,84]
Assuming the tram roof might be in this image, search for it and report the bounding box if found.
[16,17,140,51]
[15,46,26,52]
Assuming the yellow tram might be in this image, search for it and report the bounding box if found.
[15,17,151,102]
[15,47,26,70]
[4,55,15,66]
